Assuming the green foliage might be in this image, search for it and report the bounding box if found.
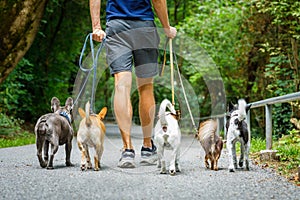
[0,113,23,137]
[0,58,34,116]
[272,104,293,139]
[0,131,35,148]
[0,0,95,122]
[275,129,300,162]
[254,0,300,40]
[250,137,266,153]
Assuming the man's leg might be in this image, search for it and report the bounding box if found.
[137,76,157,165]
[137,77,155,148]
[114,71,133,150]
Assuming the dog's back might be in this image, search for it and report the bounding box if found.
[77,102,107,171]
[77,102,107,146]
[35,97,74,169]
[154,99,181,175]
[226,99,251,172]
[156,99,180,148]
[197,119,223,170]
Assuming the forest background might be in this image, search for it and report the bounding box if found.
[0,0,300,141]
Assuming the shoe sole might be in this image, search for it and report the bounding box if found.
[140,155,158,165]
[118,160,135,168]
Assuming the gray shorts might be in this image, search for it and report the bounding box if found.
[105,19,160,78]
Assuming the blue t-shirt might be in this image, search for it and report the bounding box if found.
[106,0,154,21]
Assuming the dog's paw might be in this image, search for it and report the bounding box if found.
[160,169,167,174]
[94,167,100,171]
[229,168,235,172]
[87,163,92,169]
[81,165,86,171]
[238,161,243,168]
[169,169,176,176]
[245,164,250,171]
[46,166,54,170]
[66,161,74,167]
[39,162,47,168]
[205,164,210,169]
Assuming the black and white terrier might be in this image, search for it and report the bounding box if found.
[226,99,251,172]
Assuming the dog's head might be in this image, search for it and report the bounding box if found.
[51,97,73,124]
[227,100,251,119]
[226,99,251,131]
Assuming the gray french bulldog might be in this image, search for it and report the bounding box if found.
[34,97,74,169]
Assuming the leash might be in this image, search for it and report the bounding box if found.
[169,39,175,106]
[173,45,198,136]
[72,33,106,112]
[160,38,175,106]
[160,38,198,135]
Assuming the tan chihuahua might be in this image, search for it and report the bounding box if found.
[77,101,107,171]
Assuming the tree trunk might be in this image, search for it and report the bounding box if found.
[0,0,48,84]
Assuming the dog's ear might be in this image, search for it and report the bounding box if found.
[65,97,73,111]
[51,97,60,112]
[228,102,235,111]
[78,108,86,118]
[98,107,107,120]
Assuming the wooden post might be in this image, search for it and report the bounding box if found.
[265,104,272,150]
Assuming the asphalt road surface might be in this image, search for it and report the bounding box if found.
[0,124,299,200]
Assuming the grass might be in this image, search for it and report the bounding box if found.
[250,132,300,186]
[0,113,35,148]
[0,131,35,148]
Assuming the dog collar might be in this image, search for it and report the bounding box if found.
[60,111,71,124]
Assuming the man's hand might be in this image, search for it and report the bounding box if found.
[92,28,106,42]
[164,26,177,39]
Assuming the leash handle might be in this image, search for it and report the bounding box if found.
[73,33,106,110]
[78,33,106,72]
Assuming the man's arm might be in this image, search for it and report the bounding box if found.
[90,0,106,42]
[151,0,176,39]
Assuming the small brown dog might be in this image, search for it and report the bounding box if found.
[34,97,74,169]
[196,119,223,171]
[77,101,107,171]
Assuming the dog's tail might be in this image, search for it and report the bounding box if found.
[85,101,92,127]
[37,120,47,135]
[159,99,176,127]
[238,99,247,121]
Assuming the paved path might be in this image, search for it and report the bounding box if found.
[0,124,299,200]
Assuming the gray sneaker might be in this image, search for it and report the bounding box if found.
[140,140,158,165]
[118,149,135,168]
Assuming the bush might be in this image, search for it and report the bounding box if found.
[0,113,24,137]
